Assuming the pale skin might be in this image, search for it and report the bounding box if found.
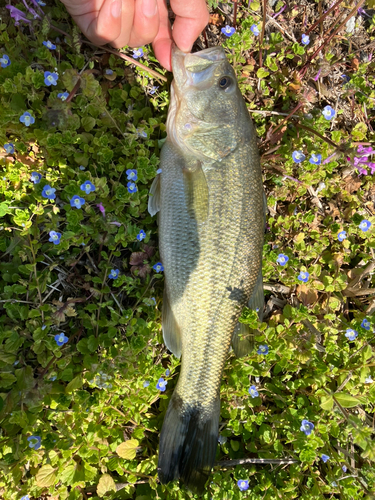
[59,0,209,71]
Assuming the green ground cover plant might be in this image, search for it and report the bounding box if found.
[0,0,374,499]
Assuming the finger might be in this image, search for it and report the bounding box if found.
[103,0,136,48]
[152,0,173,70]
[126,0,160,48]
[170,0,209,52]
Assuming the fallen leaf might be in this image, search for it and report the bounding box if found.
[296,284,318,306]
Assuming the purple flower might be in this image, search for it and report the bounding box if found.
[137,129,148,138]
[149,85,159,94]
[6,5,32,24]
[276,254,289,266]
[357,145,373,155]
[70,195,85,209]
[109,269,119,279]
[126,169,138,181]
[342,465,347,472]
[97,202,105,217]
[41,185,56,200]
[57,92,69,101]
[156,377,167,391]
[44,71,59,86]
[49,230,61,245]
[27,435,42,450]
[292,151,305,163]
[127,181,137,193]
[361,318,370,331]
[321,454,330,463]
[309,153,322,165]
[132,48,144,59]
[137,229,146,241]
[248,385,259,398]
[237,479,249,491]
[153,262,164,273]
[257,345,269,355]
[337,231,346,242]
[301,34,310,45]
[345,328,358,341]
[251,24,260,36]
[300,419,314,436]
[314,69,322,81]
[80,180,96,194]
[359,220,371,232]
[297,271,309,282]
[221,25,236,37]
[43,40,56,50]
[54,333,68,346]
[0,54,11,68]
[4,142,14,154]
[322,105,335,120]
[19,112,35,127]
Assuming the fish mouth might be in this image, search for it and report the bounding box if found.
[171,45,226,91]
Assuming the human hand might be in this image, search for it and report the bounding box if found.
[59,0,209,71]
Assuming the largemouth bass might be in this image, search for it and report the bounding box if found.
[148,45,265,493]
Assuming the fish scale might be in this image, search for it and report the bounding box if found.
[148,45,264,493]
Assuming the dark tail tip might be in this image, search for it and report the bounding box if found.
[158,393,220,494]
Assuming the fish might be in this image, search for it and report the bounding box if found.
[148,45,265,494]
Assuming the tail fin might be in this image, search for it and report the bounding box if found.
[158,392,220,494]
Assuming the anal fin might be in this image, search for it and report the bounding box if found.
[162,287,182,358]
[148,174,161,216]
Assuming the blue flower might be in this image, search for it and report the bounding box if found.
[251,24,260,36]
[49,376,57,381]
[276,254,289,266]
[342,465,347,472]
[301,34,310,45]
[237,479,249,491]
[300,419,314,436]
[70,195,85,209]
[127,181,137,193]
[126,169,138,181]
[165,369,170,376]
[156,168,162,174]
[309,153,322,165]
[221,25,236,37]
[41,185,56,200]
[27,435,42,450]
[322,105,335,120]
[345,328,358,341]
[30,172,42,184]
[218,434,227,445]
[109,269,119,279]
[361,318,370,331]
[137,229,146,241]
[358,219,371,232]
[153,262,164,273]
[44,71,59,86]
[49,231,61,245]
[80,180,96,194]
[54,333,68,346]
[57,92,69,101]
[297,271,309,283]
[0,54,11,68]
[156,377,167,391]
[20,496,30,500]
[137,129,148,138]
[292,150,306,163]
[257,345,269,355]
[19,112,35,127]
[248,385,259,398]
[341,75,350,83]
[105,69,113,75]
[132,48,144,59]
[321,454,330,463]
[37,0,46,4]
[143,380,150,387]
[337,231,347,241]
[4,142,14,154]
[79,165,85,170]
[43,40,56,50]
[149,85,159,94]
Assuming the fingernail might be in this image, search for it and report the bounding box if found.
[142,0,157,18]
[111,0,122,18]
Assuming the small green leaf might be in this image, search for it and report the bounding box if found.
[334,392,360,408]
[257,67,270,79]
[65,374,83,393]
[320,396,334,411]
[97,474,116,497]
[116,439,139,460]
[36,464,57,487]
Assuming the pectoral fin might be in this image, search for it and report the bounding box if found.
[248,269,264,322]
[148,174,161,216]
[183,161,209,224]
[162,287,182,358]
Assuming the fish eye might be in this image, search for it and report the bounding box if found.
[218,76,232,90]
